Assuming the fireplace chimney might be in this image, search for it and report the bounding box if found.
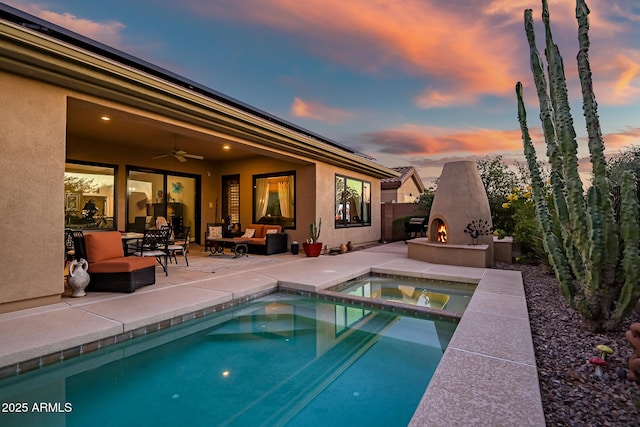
[427,161,493,261]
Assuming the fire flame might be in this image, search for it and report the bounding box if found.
[437,223,447,243]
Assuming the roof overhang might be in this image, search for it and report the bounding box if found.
[0,8,399,179]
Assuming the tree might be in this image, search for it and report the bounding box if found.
[516,0,640,331]
[414,186,436,217]
[476,155,520,233]
[607,145,640,186]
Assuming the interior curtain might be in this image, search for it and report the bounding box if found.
[348,196,360,220]
[362,184,370,223]
[278,176,294,218]
[278,182,289,217]
[255,179,269,220]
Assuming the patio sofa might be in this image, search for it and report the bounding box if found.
[241,224,288,255]
[78,231,157,292]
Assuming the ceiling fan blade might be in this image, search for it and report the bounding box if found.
[174,155,187,162]
[152,154,170,159]
[183,153,204,160]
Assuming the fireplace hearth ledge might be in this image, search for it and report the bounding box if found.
[407,238,491,268]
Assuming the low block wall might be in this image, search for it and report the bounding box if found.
[407,238,491,268]
[493,236,513,264]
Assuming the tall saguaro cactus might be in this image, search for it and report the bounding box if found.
[516,0,640,331]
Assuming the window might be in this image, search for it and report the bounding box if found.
[65,162,116,230]
[127,168,199,235]
[253,172,295,228]
[223,175,240,224]
[335,175,371,227]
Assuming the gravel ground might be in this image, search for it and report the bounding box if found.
[496,262,640,426]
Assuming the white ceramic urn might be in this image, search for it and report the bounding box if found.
[68,258,90,297]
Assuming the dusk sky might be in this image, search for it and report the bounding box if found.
[5,0,640,184]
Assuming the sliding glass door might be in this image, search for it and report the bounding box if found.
[127,168,200,241]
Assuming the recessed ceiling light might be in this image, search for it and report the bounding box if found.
[223,145,230,150]
[100,115,111,121]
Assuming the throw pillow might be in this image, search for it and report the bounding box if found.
[266,229,279,234]
[242,228,256,238]
[208,225,223,238]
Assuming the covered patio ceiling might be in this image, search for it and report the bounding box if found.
[66,98,303,164]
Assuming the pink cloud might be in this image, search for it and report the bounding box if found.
[290,97,352,123]
[188,0,524,103]
[604,126,640,149]
[594,53,640,104]
[187,0,640,108]
[361,124,541,156]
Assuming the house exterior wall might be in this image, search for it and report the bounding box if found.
[0,72,67,312]
[0,17,395,312]
[381,179,422,203]
[315,163,382,249]
[214,156,315,246]
[397,179,422,202]
[217,159,383,249]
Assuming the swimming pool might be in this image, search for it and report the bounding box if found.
[0,294,456,427]
[328,274,476,316]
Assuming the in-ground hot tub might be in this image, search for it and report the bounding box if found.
[325,273,477,318]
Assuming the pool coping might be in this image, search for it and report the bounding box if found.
[0,243,545,426]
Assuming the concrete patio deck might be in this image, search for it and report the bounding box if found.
[0,241,544,426]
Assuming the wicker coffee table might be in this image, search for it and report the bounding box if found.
[207,237,251,258]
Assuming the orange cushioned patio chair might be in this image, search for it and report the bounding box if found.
[81,231,157,293]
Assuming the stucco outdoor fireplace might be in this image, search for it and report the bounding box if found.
[408,161,494,268]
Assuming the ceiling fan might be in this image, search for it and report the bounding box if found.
[152,149,204,163]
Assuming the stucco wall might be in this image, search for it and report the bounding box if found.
[214,156,315,246]
[0,72,67,311]
[315,163,382,249]
[215,159,383,249]
[0,72,389,312]
[381,179,422,203]
[397,179,422,202]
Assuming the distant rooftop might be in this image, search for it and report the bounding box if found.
[381,166,425,192]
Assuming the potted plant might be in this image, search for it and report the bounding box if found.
[302,218,322,257]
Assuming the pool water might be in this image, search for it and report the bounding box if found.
[331,275,476,314]
[0,294,456,427]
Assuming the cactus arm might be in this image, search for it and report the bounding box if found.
[517,82,575,300]
[524,9,566,220]
[575,1,618,269]
[576,0,605,178]
[609,171,640,324]
[309,218,322,242]
[524,8,585,284]
[583,186,603,318]
[540,1,588,256]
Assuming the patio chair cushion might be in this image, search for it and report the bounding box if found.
[240,224,286,255]
[208,224,223,238]
[88,256,156,273]
[84,231,124,262]
[245,224,281,239]
[242,228,256,238]
[78,231,157,292]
